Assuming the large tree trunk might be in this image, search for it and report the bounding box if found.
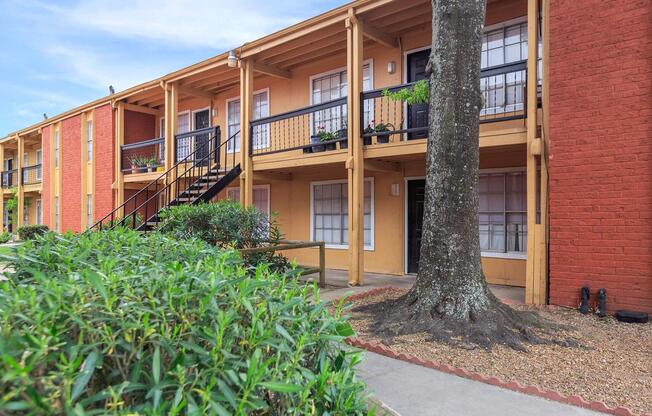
[411,0,490,320]
[361,0,553,350]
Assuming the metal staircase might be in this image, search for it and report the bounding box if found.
[91,126,241,232]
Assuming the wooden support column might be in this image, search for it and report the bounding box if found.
[0,143,4,231]
[539,0,551,302]
[239,59,254,207]
[525,0,544,304]
[346,9,365,286]
[16,135,24,228]
[164,82,179,202]
[114,102,125,214]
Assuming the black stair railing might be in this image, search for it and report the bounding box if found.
[91,126,240,231]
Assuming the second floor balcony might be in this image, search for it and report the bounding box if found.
[22,164,42,186]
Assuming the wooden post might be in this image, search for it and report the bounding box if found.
[239,59,254,207]
[539,0,551,301]
[115,102,125,215]
[16,135,24,228]
[164,82,179,202]
[525,0,542,304]
[346,9,365,286]
[0,143,4,231]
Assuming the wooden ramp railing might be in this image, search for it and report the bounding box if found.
[239,240,325,288]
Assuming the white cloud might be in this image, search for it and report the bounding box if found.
[46,0,306,48]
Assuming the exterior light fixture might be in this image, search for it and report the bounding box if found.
[228,50,239,68]
[387,61,396,74]
[391,183,400,197]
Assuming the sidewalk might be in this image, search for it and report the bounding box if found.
[358,351,603,416]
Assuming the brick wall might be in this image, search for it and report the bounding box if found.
[94,104,114,220]
[41,125,51,228]
[124,110,155,144]
[61,116,82,233]
[548,0,652,313]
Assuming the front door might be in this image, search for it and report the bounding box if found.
[407,49,430,140]
[193,109,210,164]
[407,179,426,273]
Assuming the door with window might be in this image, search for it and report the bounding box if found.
[176,112,191,162]
[3,158,13,187]
[193,109,210,164]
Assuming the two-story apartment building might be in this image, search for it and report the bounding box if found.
[1,0,650,314]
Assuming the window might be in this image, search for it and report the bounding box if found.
[54,129,60,168]
[226,186,270,216]
[176,112,191,161]
[87,194,93,228]
[478,171,527,256]
[227,90,269,153]
[311,179,373,249]
[54,196,59,231]
[87,120,93,161]
[23,197,29,225]
[36,199,42,225]
[480,21,527,116]
[310,64,372,135]
[36,150,42,180]
[22,152,28,183]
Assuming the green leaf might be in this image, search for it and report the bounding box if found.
[260,381,304,393]
[335,322,355,337]
[71,350,100,403]
[152,346,161,385]
[275,323,295,345]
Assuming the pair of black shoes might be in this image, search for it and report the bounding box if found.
[579,287,607,318]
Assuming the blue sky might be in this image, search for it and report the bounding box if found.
[0,0,345,136]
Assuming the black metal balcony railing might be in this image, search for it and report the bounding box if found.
[248,59,529,157]
[249,97,349,157]
[121,137,164,174]
[22,164,42,185]
[175,126,214,163]
[1,170,17,188]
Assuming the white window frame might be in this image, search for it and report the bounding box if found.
[87,194,93,228]
[54,196,59,231]
[225,88,270,154]
[22,152,29,183]
[54,128,60,168]
[36,199,42,225]
[310,178,374,251]
[226,184,271,215]
[36,149,42,180]
[23,197,29,224]
[308,60,374,135]
[86,119,93,162]
[175,110,192,161]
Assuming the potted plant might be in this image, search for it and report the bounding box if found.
[374,122,395,144]
[129,155,147,174]
[146,156,158,173]
[337,127,348,149]
[318,129,338,151]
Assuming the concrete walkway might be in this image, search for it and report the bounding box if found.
[358,351,603,416]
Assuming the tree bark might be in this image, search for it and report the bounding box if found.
[360,0,557,350]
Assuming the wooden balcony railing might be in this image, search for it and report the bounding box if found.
[249,59,529,157]
[22,164,42,185]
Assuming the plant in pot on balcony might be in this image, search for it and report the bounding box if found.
[129,155,147,174]
[318,129,338,151]
[337,124,348,149]
[146,156,158,173]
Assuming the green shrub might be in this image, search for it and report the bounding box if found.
[0,231,11,244]
[0,229,369,415]
[158,201,289,271]
[16,224,49,240]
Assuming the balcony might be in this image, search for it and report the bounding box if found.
[249,59,528,162]
[1,170,17,189]
[121,137,165,176]
[22,164,42,186]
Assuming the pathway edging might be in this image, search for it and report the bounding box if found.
[342,287,651,416]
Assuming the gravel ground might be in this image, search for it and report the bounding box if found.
[345,288,652,415]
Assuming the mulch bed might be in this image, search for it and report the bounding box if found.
[342,287,652,416]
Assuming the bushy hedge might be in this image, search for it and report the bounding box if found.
[0,229,369,414]
[16,224,49,240]
[0,231,11,244]
[158,201,289,271]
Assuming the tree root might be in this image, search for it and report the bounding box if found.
[354,290,580,352]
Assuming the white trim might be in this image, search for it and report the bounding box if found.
[191,106,211,130]
[309,177,374,251]
[225,87,270,153]
[308,59,374,134]
[480,251,527,260]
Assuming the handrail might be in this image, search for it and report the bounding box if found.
[121,137,164,150]
[251,97,347,127]
[91,126,221,230]
[122,129,238,229]
[174,126,214,140]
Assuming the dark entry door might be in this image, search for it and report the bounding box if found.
[407,49,430,140]
[407,179,426,273]
[194,109,210,164]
